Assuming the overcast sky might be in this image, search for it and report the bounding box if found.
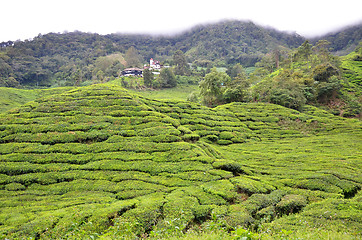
[1,0,362,42]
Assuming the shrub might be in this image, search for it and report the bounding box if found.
[230,176,276,195]
[212,159,245,175]
[182,133,200,142]
[177,126,192,134]
[269,87,306,110]
[203,134,219,142]
[149,134,182,143]
[336,180,361,198]
[217,139,233,145]
[202,180,238,202]
[275,194,307,215]
[5,183,26,191]
[231,137,245,143]
[219,131,235,140]
[183,186,227,206]
[225,205,254,229]
[137,126,181,137]
[161,189,199,228]
[255,206,276,221]
[295,179,343,194]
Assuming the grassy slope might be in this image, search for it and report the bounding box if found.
[341,51,362,91]
[0,88,38,113]
[108,77,199,101]
[0,84,361,239]
[0,87,74,113]
[129,85,199,101]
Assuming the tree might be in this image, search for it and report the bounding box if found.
[227,63,247,80]
[173,50,189,75]
[0,57,12,78]
[143,68,153,88]
[125,46,141,67]
[223,86,245,103]
[269,70,307,110]
[316,76,342,103]
[187,91,199,103]
[313,40,332,63]
[295,40,313,60]
[353,41,362,60]
[95,70,105,82]
[199,68,230,107]
[255,53,276,74]
[273,47,280,69]
[159,68,176,88]
[269,87,306,110]
[106,61,123,77]
[3,77,20,88]
[73,69,82,86]
[313,63,339,82]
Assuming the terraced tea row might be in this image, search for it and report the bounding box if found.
[0,84,361,239]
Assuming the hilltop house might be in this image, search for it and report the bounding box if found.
[121,58,165,77]
[121,68,143,77]
[149,58,161,70]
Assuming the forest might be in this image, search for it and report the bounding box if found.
[0,21,361,116]
[0,20,360,87]
[0,20,361,239]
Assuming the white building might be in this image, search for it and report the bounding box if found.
[149,58,161,70]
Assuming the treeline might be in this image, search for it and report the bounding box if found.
[0,20,330,88]
[0,32,125,87]
[310,23,362,55]
[195,41,362,117]
[0,20,360,106]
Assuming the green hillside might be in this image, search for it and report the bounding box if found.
[0,87,74,113]
[0,84,361,239]
[1,21,307,87]
[311,23,362,55]
[0,87,38,112]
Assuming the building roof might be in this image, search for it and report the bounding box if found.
[123,68,143,71]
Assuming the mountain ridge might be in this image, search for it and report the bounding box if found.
[0,20,361,87]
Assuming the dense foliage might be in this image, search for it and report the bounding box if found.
[1,21,359,88]
[252,40,362,116]
[0,20,361,239]
[310,23,362,55]
[0,84,361,239]
[196,41,362,117]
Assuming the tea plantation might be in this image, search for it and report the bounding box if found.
[0,84,361,239]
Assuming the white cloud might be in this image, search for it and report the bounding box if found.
[1,0,361,42]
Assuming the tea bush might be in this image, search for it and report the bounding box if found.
[0,84,361,239]
[212,159,245,175]
[225,205,254,229]
[4,182,26,191]
[202,180,238,202]
[275,194,307,215]
[230,176,276,195]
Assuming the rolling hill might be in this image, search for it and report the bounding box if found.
[311,23,362,55]
[1,20,360,88]
[0,84,361,239]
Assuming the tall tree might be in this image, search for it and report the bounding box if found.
[199,68,230,107]
[143,68,153,88]
[223,65,251,103]
[173,50,189,76]
[159,68,176,88]
[125,46,141,68]
[296,40,313,60]
[273,48,280,69]
[227,63,246,79]
[313,40,332,62]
